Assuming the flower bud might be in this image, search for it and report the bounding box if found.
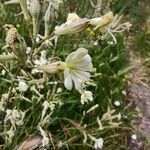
[29,0,41,38]
[37,61,65,74]
[29,0,40,19]
[54,18,90,35]
[19,0,30,20]
[44,4,54,37]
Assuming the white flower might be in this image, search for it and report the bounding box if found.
[81,91,93,104]
[34,50,47,65]
[26,47,31,54]
[131,134,137,140]
[36,36,40,43]
[114,101,120,106]
[94,138,104,149]
[64,48,93,91]
[31,68,40,74]
[57,87,62,93]
[32,50,48,74]
[18,81,28,92]
[1,69,6,76]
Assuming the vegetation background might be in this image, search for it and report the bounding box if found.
[0,0,149,150]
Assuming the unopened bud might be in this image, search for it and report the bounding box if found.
[29,0,40,19]
[37,61,66,74]
[19,0,30,20]
[29,0,41,38]
[54,18,90,35]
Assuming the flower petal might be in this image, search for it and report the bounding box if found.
[72,70,90,81]
[69,55,93,71]
[70,74,82,91]
[64,69,73,90]
[66,48,88,64]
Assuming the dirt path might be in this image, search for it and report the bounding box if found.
[126,36,150,150]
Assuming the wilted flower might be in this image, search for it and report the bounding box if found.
[3,24,18,46]
[54,18,90,35]
[64,48,93,91]
[81,91,93,104]
[94,138,104,149]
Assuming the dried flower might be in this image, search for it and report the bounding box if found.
[64,48,93,91]
[3,24,18,46]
